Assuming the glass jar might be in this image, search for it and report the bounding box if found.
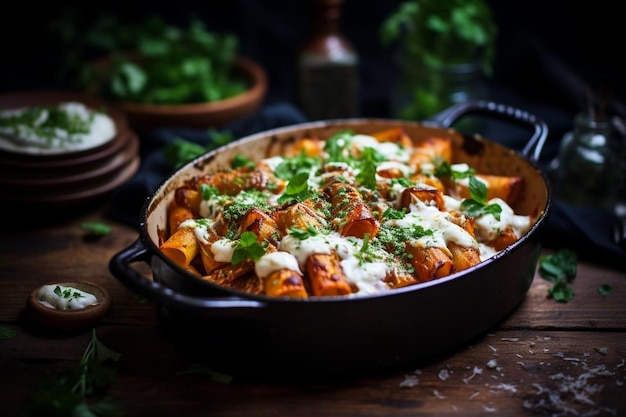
[555,112,622,210]
[390,57,488,123]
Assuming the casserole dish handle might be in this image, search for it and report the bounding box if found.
[426,100,549,163]
[109,238,268,314]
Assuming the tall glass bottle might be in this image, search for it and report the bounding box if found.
[297,0,359,120]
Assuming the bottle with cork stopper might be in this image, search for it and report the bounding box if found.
[297,0,359,120]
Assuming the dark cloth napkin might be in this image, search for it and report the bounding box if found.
[108,101,626,271]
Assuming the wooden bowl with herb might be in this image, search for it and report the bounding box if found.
[78,17,267,133]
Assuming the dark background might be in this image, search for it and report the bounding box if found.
[3,1,625,138]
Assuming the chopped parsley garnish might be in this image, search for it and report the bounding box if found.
[231,154,255,169]
[277,171,316,204]
[382,207,407,220]
[539,248,578,302]
[356,147,385,189]
[53,285,85,301]
[460,176,502,220]
[378,222,433,254]
[434,161,475,179]
[0,105,94,147]
[597,284,613,296]
[222,190,273,226]
[163,130,234,169]
[324,130,355,162]
[200,183,220,200]
[288,225,319,240]
[231,231,266,264]
[274,150,321,181]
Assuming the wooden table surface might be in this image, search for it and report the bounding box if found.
[1,202,625,417]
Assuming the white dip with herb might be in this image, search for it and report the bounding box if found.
[37,284,99,311]
[0,101,116,155]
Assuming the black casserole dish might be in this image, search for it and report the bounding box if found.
[110,101,551,377]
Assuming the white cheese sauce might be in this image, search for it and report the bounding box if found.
[255,251,302,278]
[37,284,99,311]
[0,101,117,155]
[474,198,532,242]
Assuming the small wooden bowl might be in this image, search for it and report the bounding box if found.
[91,56,268,133]
[26,281,112,332]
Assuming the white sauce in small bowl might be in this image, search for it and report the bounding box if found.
[36,284,100,311]
[0,101,117,155]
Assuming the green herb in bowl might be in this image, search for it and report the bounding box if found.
[80,16,247,105]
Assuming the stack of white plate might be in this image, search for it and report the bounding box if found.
[0,90,140,209]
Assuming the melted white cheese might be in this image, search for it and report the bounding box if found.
[37,284,99,311]
[474,198,532,242]
[255,251,302,278]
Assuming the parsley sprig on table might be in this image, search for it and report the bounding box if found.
[22,329,122,417]
[538,249,577,302]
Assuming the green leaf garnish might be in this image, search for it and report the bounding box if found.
[460,176,502,220]
[598,284,612,296]
[539,249,578,303]
[81,222,111,237]
[274,150,321,181]
[231,231,266,264]
[21,329,122,417]
[288,226,319,240]
[323,130,354,162]
[547,280,575,303]
[0,326,17,340]
[539,249,577,282]
[53,285,85,300]
[356,147,385,189]
[277,171,315,204]
[231,154,255,169]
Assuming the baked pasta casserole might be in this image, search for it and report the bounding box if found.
[159,127,533,298]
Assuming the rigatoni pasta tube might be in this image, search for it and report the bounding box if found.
[323,182,380,239]
[305,252,352,296]
[159,226,199,268]
[405,244,454,283]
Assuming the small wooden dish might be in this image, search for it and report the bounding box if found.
[26,281,112,332]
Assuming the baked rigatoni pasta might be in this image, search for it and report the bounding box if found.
[159,128,534,298]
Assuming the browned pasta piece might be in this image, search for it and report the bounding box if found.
[201,166,284,196]
[452,174,523,206]
[274,202,326,233]
[174,187,203,215]
[409,173,445,192]
[384,268,420,289]
[202,261,259,293]
[287,137,325,157]
[240,208,281,246]
[409,136,453,167]
[400,186,445,211]
[198,231,227,275]
[405,244,454,283]
[264,269,308,298]
[168,203,195,235]
[305,252,352,296]
[370,127,413,148]
[159,226,199,268]
[323,182,380,239]
[448,242,481,272]
[488,227,518,252]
